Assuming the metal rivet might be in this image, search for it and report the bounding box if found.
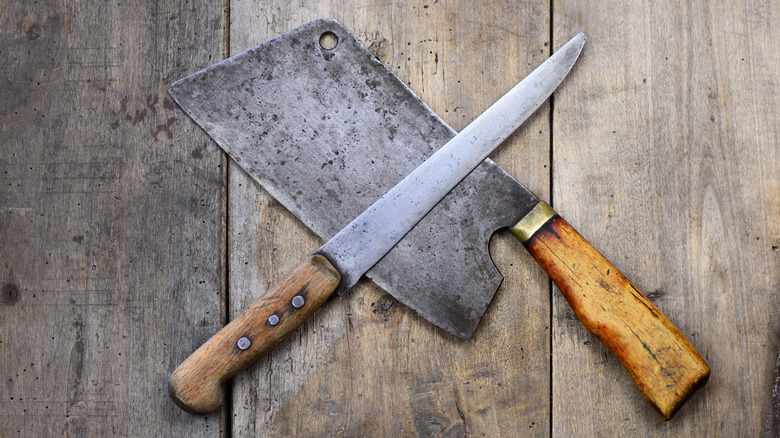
[268,314,280,326]
[237,336,251,350]
[291,295,305,308]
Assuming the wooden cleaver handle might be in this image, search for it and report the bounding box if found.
[169,254,340,413]
[511,201,709,420]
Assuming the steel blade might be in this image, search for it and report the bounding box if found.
[319,32,586,295]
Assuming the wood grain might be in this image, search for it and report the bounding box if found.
[170,255,340,414]
[553,0,780,435]
[0,1,226,436]
[523,215,709,420]
[228,1,553,436]
[2,0,777,435]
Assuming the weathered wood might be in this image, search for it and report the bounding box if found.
[5,0,777,435]
[521,212,709,420]
[0,1,226,436]
[228,1,553,436]
[553,0,780,435]
[170,255,340,414]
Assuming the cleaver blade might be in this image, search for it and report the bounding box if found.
[170,18,537,340]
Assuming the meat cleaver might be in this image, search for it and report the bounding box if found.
[168,19,708,419]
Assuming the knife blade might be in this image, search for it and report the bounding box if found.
[168,31,586,415]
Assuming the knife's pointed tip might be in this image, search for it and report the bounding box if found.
[553,32,586,72]
[576,32,587,50]
[566,32,587,53]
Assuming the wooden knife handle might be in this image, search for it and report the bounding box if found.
[511,202,709,420]
[169,254,341,414]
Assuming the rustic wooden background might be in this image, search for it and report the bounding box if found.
[1,0,778,436]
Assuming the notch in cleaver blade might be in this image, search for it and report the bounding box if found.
[169,18,539,340]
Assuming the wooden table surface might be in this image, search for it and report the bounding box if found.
[2,1,778,436]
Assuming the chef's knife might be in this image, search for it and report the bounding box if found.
[169,30,586,415]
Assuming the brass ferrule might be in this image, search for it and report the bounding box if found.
[510,201,557,243]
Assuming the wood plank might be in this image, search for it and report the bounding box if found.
[553,0,780,434]
[0,1,227,436]
[228,1,553,436]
